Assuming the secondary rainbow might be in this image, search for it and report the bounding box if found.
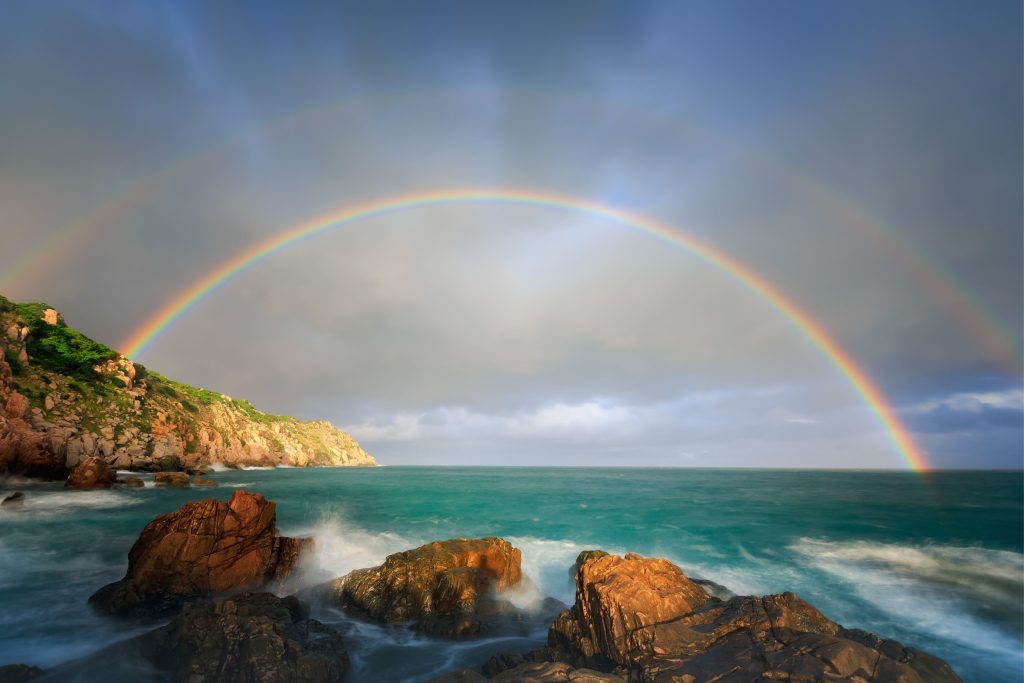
[120,188,930,471]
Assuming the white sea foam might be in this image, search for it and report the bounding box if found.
[288,514,422,585]
[0,489,142,519]
[208,462,230,472]
[791,538,1024,659]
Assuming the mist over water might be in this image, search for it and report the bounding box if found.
[0,468,1020,682]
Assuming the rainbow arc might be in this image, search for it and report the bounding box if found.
[119,188,930,471]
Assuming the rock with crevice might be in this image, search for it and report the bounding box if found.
[546,551,963,683]
[64,455,116,489]
[89,490,311,617]
[319,537,525,638]
[138,592,348,683]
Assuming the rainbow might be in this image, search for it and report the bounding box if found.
[8,89,1018,372]
[119,188,930,471]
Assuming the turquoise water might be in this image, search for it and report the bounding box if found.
[1,467,1021,682]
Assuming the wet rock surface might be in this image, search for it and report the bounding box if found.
[153,471,190,487]
[138,592,348,683]
[89,490,311,616]
[64,456,116,489]
[542,551,963,683]
[318,537,528,638]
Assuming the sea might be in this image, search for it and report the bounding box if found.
[0,467,1020,682]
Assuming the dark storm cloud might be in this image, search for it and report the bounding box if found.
[2,0,1020,467]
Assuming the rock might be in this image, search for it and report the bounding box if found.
[89,490,312,617]
[547,551,963,683]
[1,491,25,508]
[139,592,347,683]
[153,471,190,487]
[492,662,624,682]
[64,456,116,489]
[320,537,523,638]
[0,664,44,683]
[115,476,145,488]
[193,473,218,487]
[568,550,609,579]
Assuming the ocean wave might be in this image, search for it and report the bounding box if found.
[0,489,142,519]
[287,514,422,586]
[791,537,1023,657]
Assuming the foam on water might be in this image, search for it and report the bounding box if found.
[791,538,1024,669]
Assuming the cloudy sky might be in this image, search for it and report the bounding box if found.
[1,1,1020,468]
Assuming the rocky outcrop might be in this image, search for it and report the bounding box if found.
[64,455,117,489]
[432,662,625,682]
[0,352,63,480]
[320,537,524,638]
[0,664,44,683]
[545,551,962,683]
[89,491,311,616]
[138,592,348,683]
[153,471,190,487]
[0,295,376,478]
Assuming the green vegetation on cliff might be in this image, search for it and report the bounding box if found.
[0,295,376,474]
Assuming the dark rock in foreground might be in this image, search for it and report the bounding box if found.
[545,550,963,683]
[89,490,310,616]
[139,592,347,683]
[64,455,116,489]
[318,537,526,638]
[0,664,44,683]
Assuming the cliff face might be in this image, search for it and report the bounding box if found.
[0,295,376,478]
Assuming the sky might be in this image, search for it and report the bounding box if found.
[1,1,1020,468]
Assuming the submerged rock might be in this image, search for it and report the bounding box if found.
[545,551,963,683]
[0,664,44,683]
[89,490,311,616]
[319,537,525,638]
[153,471,190,487]
[1,491,25,508]
[115,476,145,488]
[139,592,347,683]
[192,472,218,487]
[64,456,116,489]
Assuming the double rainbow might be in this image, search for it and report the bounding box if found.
[119,188,929,471]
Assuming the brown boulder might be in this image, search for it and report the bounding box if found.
[547,551,962,683]
[64,456,116,489]
[322,537,523,638]
[139,592,348,683]
[114,476,145,488]
[192,473,218,487]
[89,490,311,616]
[154,471,190,487]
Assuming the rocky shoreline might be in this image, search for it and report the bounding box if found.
[0,296,376,481]
[1,491,964,683]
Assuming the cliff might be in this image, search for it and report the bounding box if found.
[0,295,376,479]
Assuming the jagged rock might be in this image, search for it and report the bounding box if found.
[0,664,44,683]
[153,471,190,487]
[138,592,347,683]
[64,456,116,489]
[89,491,311,617]
[0,298,377,478]
[1,491,25,508]
[547,551,963,683]
[115,476,145,488]
[319,537,524,638]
